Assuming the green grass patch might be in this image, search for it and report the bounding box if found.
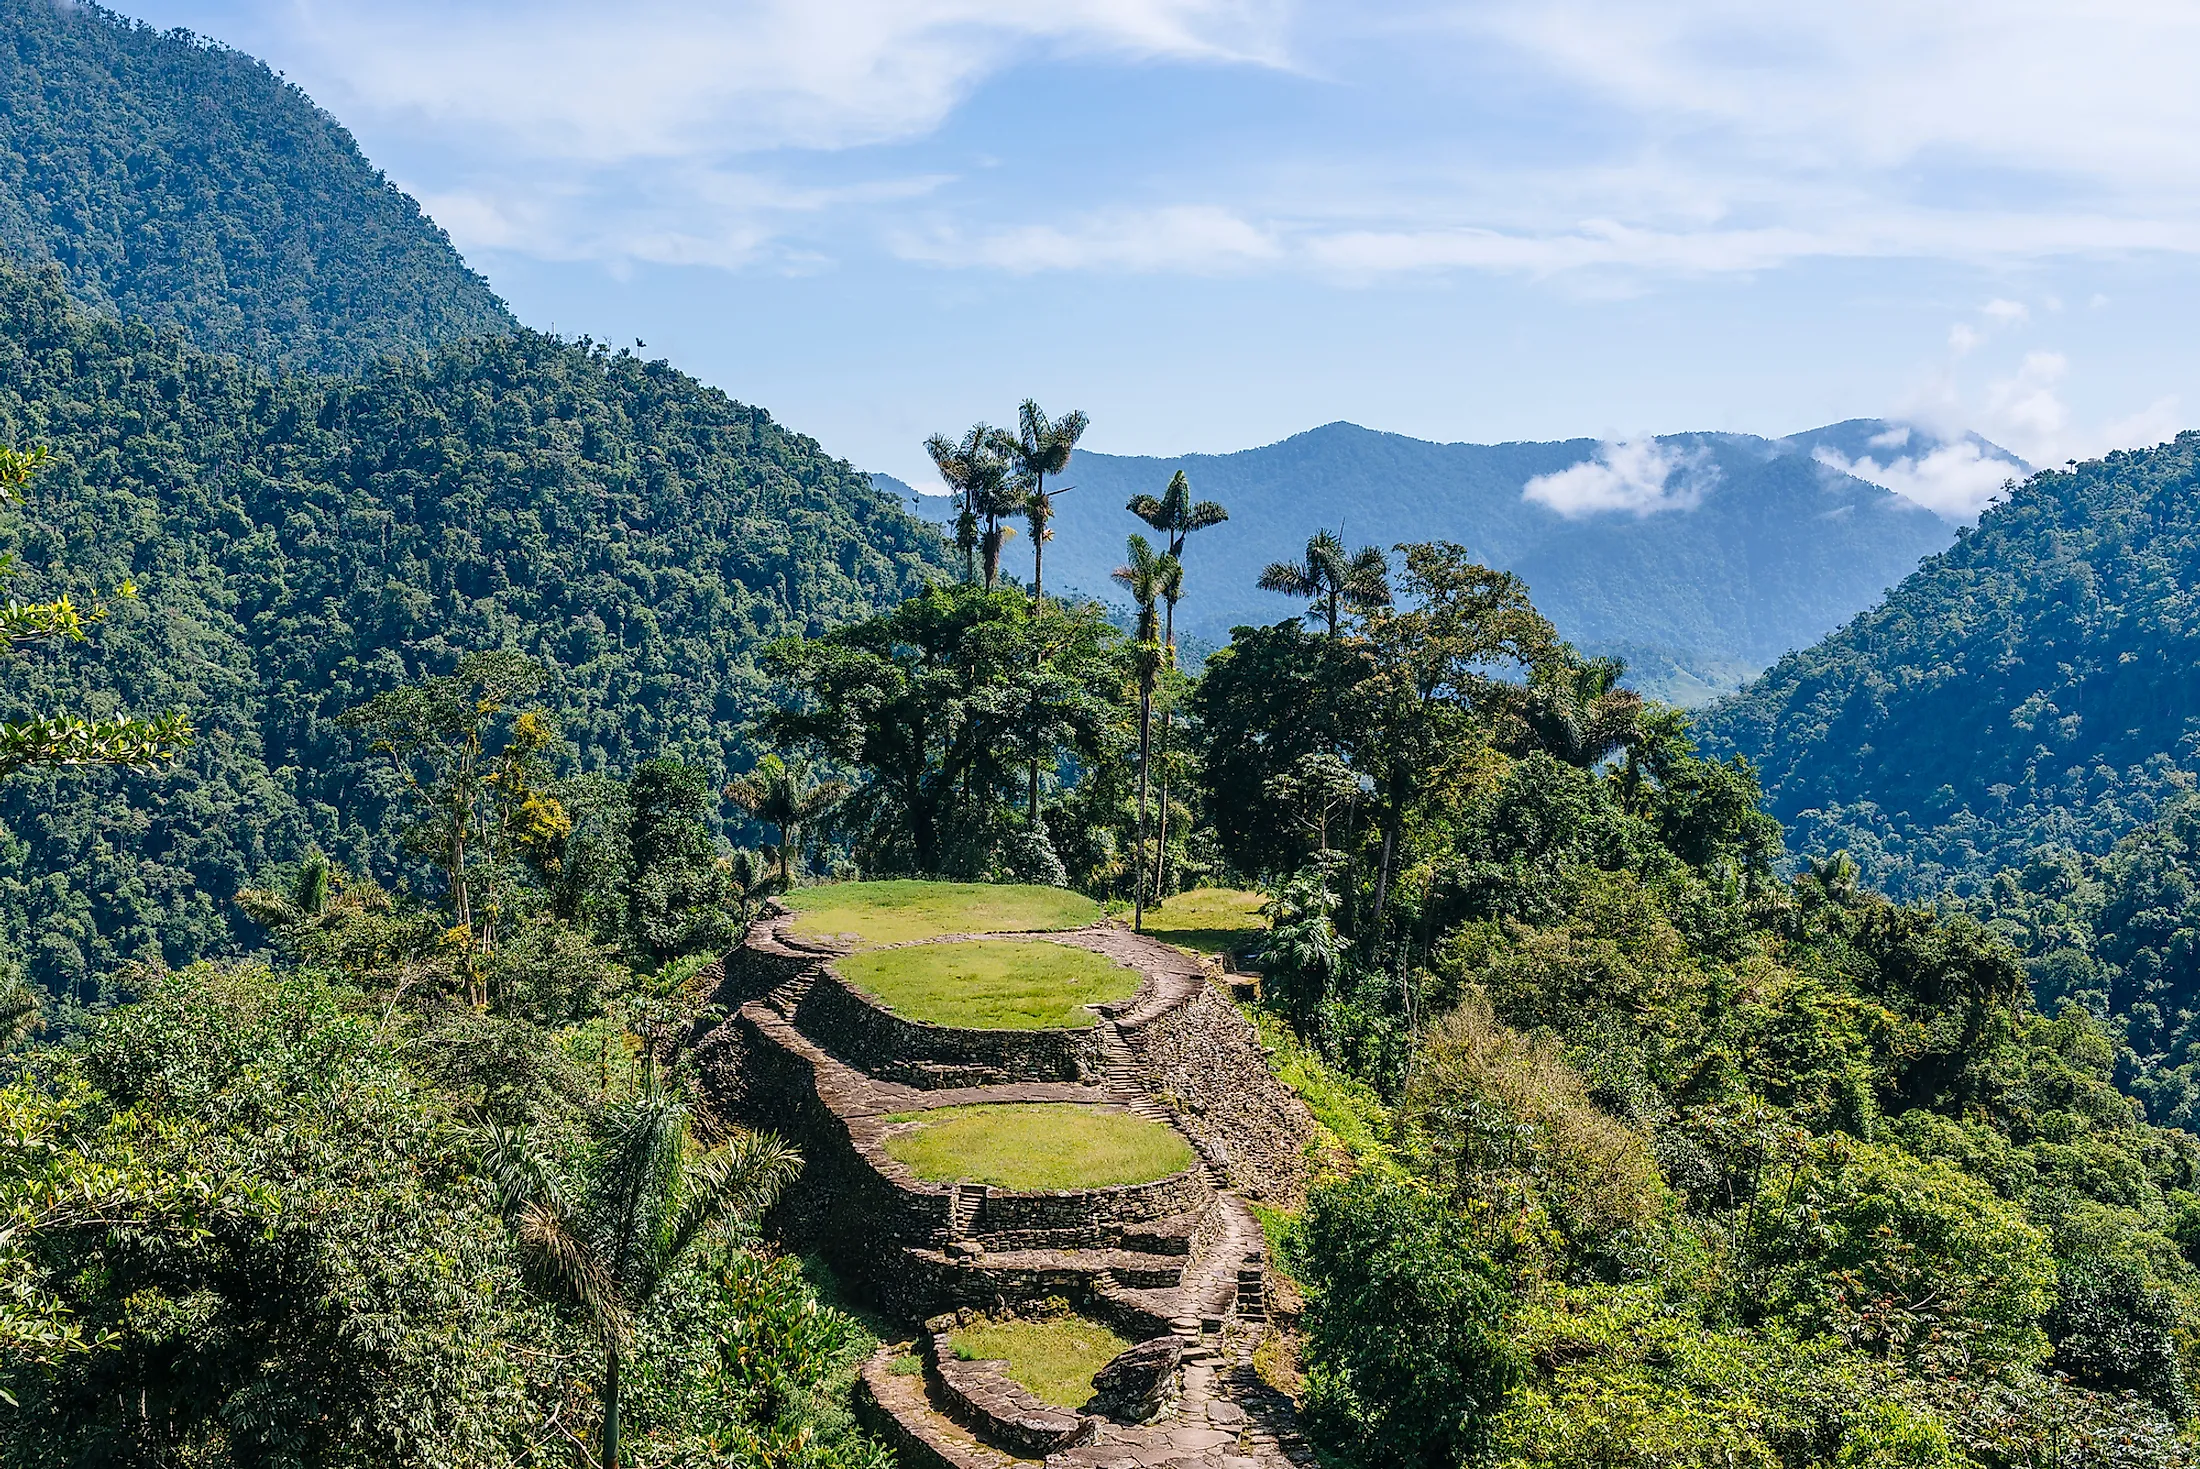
[783,880,1098,948]
[837,939,1140,1030]
[1249,1201,1298,1272]
[952,1316,1131,1410]
[1142,887,1268,956]
[882,1103,1195,1190]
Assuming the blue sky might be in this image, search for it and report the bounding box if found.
[117,1,2200,512]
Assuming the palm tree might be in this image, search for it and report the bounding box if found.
[1112,534,1174,932]
[1127,471,1227,896]
[724,754,851,888]
[1005,400,1089,600]
[1,980,39,1049]
[1511,657,1645,768]
[480,1080,803,1469]
[925,425,997,583]
[1126,469,1229,650]
[1256,530,1391,637]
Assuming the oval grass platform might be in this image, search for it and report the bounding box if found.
[952,1315,1133,1411]
[1140,887,1267,957]
[783,880,1100,948]
[883,1103,1196,1191]
[837,938,1141,1030]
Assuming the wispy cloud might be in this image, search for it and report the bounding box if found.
[891,205,1281,273]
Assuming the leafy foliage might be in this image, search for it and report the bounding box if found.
[0,0,514,372]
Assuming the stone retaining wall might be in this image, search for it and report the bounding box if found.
[1124,980,1314,1206]
[797,969,1105,1087]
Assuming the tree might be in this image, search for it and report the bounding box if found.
[1294,1178,1522,1469]
[725,753,852,888]
[1005,400,1089,600]
[1128,470,1228,896]
[0,445,189,778]
[924,424,1020,590]
[764,585,1125,876]
[340,651,570,1004]
[623,758,746,964]
[1257,530,1392,638]
[1113,535,1175,929]
[1505,655,1645,769]
[1351,545,1563,940]
[480,1080,803,1469]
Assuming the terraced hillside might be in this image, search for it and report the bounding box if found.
[701,882,1315,1468]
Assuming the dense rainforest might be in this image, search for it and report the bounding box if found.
[5,362,2200,1464]
[1697,433,2200,900]
[0,260,943,1004]
[0,0,514,372]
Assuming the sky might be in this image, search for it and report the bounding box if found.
[115,0,2200,515]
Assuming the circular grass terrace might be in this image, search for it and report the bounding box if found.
[835,938,1142,1030]
[952,1314,1133,1410]
[883,1103,1195,1191]
[782,880,1099,949]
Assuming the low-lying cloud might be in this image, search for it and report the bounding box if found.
[1813,439,2026,521]
[1523,440,1716,518]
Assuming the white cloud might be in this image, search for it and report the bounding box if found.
[1981,298,2030,325]
[276,0,1290,160]
[1948,322,1981,356]
[892,205,1281,273]
[1523,440,1716,518]
[1815,440,2023,520]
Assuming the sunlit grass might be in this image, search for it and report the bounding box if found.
[1143,887,1267,956]
[837,939,1141,1030]
[952,1315,1132,1409]
[784,880,1099,948]
[1243,1003,1396,1177]
[883,1103,1195,1190]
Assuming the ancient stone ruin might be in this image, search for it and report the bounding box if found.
[700,897,1318,1469]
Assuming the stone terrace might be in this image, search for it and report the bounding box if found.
[701,897,1316,1468]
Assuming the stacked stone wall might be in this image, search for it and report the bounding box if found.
[1124,981,1314,1205]
[797,970,1104,1086]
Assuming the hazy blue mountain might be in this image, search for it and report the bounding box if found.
[1695,432,2200,900]
[888,420,1991,704]
[0,0,514,372]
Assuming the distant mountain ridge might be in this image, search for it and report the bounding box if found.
[0,0,514,372]
[1694,431,2200,900]
[886,418,2013,703]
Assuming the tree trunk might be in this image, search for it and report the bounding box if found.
[1370,817,1399,947]
[1028,757,1042,827]
[1153,706,1172,899]
[1133,684,1152,932]
[602,1346,622,1468]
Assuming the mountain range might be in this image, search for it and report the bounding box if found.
[887,420,2024,703]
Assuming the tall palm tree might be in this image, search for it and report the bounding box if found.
[725,754,852,888]
[480,1080,802,1469]
[926,424,1003,583]
[1256,530,1391,637]
[1127,470,1229,650]
[1006,400,1090,600]
[1113,534,1174,931]
[1127,470,1227,895]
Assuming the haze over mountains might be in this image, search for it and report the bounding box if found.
[890,420,2024,703]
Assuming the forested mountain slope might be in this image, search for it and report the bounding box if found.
[0,261,943,995]
[898,419,1988,703]
[1696,433,2200,900]
[0,0,513,372]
